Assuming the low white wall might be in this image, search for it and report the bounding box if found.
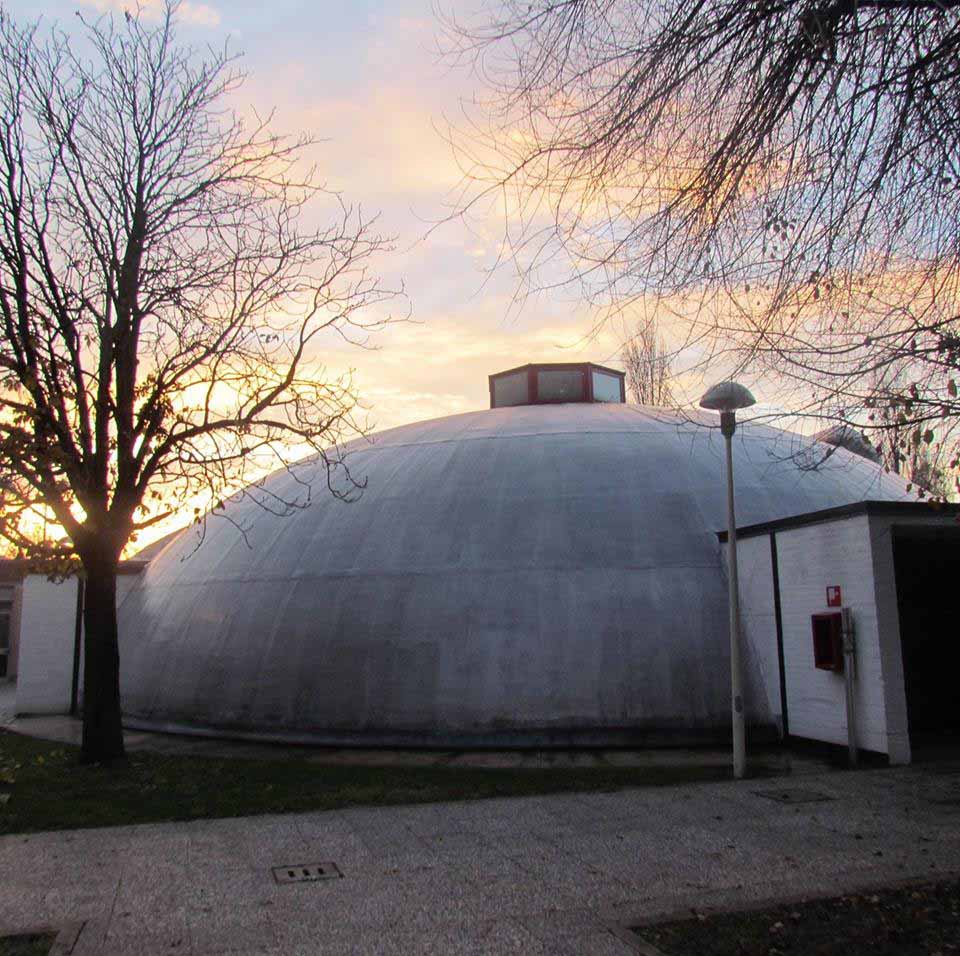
[15,575,80,715]
[735,534,784,731]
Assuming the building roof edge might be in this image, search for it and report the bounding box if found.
[716,499,960,541]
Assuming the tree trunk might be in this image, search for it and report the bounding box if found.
[80,556,126,764]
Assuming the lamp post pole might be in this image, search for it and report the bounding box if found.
[721,410,746,779]
[700,381,756,781]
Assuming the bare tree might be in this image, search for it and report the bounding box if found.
[444,1,960,494]
[622,318,672,406]
[0,4,399,763]
[910,448,953,497]
[866,370,954,496]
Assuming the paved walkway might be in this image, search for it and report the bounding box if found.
[1,763,959,954]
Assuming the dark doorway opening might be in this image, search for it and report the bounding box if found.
[893,527,960,760]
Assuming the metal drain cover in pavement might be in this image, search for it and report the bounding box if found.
[272,862,342,884]
[754,788,834,804]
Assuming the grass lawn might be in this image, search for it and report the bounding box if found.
[0,730,748,835]
[0,935,55,956]
[633,878,960,955]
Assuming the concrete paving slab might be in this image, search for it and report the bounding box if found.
[186,908,277,955]
[524,917,639,956]
[372,916,551,956]
[103,911,192,954]
[334,810,440,867]
[270,876,483,942]
[276,917,547,956]
[497,835,637,910]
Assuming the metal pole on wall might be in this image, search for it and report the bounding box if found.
[700,381,757,781]
[842,606,859,767]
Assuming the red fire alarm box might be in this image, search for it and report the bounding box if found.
[826,585,842,607]
[811,612,844,672]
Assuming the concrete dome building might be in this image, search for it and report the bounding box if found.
[113,363,911,747]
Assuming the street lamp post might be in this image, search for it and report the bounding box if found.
[699,381,757,780]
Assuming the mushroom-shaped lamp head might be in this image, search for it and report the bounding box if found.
[700,381,756,437]
[699,381,757,412]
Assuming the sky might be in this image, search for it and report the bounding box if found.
[12,0,628,434]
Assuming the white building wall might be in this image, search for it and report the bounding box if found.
[15,575,80,715]
[770,515,891,756]
[14,572,143,716]
[867,516,922,765]
[734,534,783,731]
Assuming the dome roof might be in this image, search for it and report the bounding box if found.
[117,403,910,745]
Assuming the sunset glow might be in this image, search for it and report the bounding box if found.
[23,2,628,429]
[0,0,652,553]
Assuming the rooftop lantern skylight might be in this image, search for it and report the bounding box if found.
[488,362,626,408]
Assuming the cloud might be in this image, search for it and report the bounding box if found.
[79,0,221,27]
